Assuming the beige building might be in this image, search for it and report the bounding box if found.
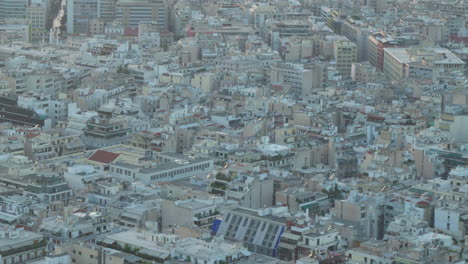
[332,191,384,240]
[435,105,468,143]
[59,242,138,264]
[383,47,465,81]
[191,72,217,93]
[270,62,326,98]
[280,37,315,62]
[89,18,105,34]
[275,188,329,213]
[351,62,380,83]
[161,198,219,231]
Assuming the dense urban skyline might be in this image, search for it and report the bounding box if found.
[0,0,467,263]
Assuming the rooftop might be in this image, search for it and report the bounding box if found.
[0,228,44,251]
[88,150,121,164]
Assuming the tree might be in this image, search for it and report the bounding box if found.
[124,243,132,253]
[162,41,169,51]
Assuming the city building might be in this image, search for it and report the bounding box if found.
[116,0,168,29]
[215,206,287,257]
[28,0,48,42]
[83,108,132,148]
[367,32,420,72]
[1,1,468,263]
[334,40,357,77]
[109,153,213,184]
[383,47,465,81]
[67,0,117,34]
[0,227,47,264]
[0,0,28,19]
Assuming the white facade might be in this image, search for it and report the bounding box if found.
[434,207,461,235]
[172,237,250,264]
[110,158,214,184]
[18,94,68,128]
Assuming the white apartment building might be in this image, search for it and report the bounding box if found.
[383,47,465,81]
[18,94,68,128]
[270,62,314,98]
[434,205,468,240]
[109,153,213,184]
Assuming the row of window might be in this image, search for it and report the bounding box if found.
[3,249,44,264]
[149,162,210,180]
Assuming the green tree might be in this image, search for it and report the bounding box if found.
[124,243,132,252]
[162,41,169,51]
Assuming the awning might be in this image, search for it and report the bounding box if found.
[300,202,319,210]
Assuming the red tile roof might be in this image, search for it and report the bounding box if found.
[25,133,40,139]
[450,36,468,44]
[88,150,120,164]
[124,27,138,37]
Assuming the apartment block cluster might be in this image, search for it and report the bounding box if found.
[0,0,467,263]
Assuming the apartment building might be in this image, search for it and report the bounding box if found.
[383,47,465,81]
[116,0,168,29]
[334,40,357,77]
[0,227,47,264]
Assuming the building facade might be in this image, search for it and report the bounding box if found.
[116,0,168,29]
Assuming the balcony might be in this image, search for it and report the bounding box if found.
[193,210,220,221]
[0,239,47,257]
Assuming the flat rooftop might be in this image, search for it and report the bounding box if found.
[229,207,290,224]
[0,230,43,250]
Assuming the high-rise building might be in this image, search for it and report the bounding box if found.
[366,0,387,13]
[341,18,371,62]
[28,0,48,42]
[98,0,117,23]
[334,40,357,77]
[67,0,99,34]
[367,32,420,72]
[0,0,28,19]
[116,0,168,29]
[67,0,117,34]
